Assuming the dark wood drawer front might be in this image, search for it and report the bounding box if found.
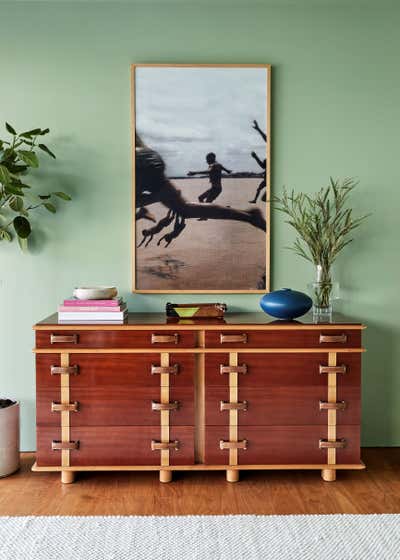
[37,426,194,466]
[205,353,361,387]
[37,386,194,426]
[205,386,360,426]
[36,330,196,349]
[205,329,361,348]
[36,353,195,389]
[204,425,360,465]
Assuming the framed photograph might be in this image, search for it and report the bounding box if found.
[131,63,270,293]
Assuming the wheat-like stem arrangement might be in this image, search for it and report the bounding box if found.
[274,178,369,308]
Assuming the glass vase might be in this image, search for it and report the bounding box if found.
[307,264,339,321]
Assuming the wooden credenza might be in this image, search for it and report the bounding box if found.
[33,312,365,484]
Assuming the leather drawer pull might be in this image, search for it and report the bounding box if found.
[319,365,346,374]
[220,333,248,344]
[151,401,180,412]
[319,438,347,449]
[319,401,346,411]
[151,440,179,451]
[219,440,247,450]
[220,364,247,375]
[220,401,248,411]
[151,333,179,344]
[52,440,80,451]
[51,401,79,413]
[51,365,79,376]
[319,333,347,344]
[151,364,179,375]
[50,334,78,344]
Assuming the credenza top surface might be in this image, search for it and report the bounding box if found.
[35,312,364,330]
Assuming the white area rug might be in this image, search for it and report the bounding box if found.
[0,514,399,559]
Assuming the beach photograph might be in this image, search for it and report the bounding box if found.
[132,65,270,292]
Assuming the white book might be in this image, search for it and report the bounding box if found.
[58,310,128,321]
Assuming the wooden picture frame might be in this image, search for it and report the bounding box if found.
[131,63,271,293]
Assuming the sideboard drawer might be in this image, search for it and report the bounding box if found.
[37,426,194,466]
[205,329,361,348]
[205,385,360,426]
[204,425,360,465]
[37,386,194,426]
[36,353,195,388]
[36,330,196,349]
[205,353,361,387]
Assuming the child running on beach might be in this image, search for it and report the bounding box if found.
[187,152,232,203]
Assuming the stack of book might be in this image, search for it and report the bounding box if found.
[58,297,128,324]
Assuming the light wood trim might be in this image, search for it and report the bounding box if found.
[194,330,205,463]
[60,353,70,468]
[131,63,271,294]
[327,352,337,465]
[160,352,170,467]
[34,323,366,331]
[32,461,366,472]
[34,347,365,354]
[229,352,238,466]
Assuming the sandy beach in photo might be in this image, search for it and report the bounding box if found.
[135,177,267,291]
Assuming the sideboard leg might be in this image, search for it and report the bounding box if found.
[160,470,172,483]
[321,469,336,482]
[226,469,239,483]
[61,470,75,484]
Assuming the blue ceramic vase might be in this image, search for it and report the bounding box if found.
[260,288,312,320]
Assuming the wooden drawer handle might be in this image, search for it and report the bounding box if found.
[220,364,247,375]
[319,438,347,449]
[52,440,80,451]
[319,333,347,344]
[50,334,79,344]
[151,364,179,375]
[220,401,248,412]
[319,401,347,411]
[51,365,79,376]
[220,333,248,344]
[319,365,346,374]
[219,440,247,450]
[151,333,179,344]
[151,401,179,412]
[151,440,179,451]
[51,401,79,413]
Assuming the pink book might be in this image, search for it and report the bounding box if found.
[58,304,127,312]
[63,297,122,307]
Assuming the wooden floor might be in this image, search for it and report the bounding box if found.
[0,450,399,516]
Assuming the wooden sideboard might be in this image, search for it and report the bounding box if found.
[32,312,365,484]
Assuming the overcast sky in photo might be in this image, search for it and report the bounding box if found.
[135,66,268,177]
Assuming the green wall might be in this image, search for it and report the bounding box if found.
[1,1,399,450]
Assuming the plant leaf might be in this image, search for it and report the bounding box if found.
[38,194,51,200]
[39,128,50,135]
[53,191,71,201]
[5,122,17,135]
[44,202,56,213]
[18,150,39,168]
[9,196,24,212]
[13,216,31,238]
[0,164,11,184]
[19,128,41,138]
[38,144,56,159]
[0,229,12,242]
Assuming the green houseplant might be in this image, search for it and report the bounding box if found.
[274,178,369,316]
[0,122,71,249]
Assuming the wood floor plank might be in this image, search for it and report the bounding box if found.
[0,451,399,516]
